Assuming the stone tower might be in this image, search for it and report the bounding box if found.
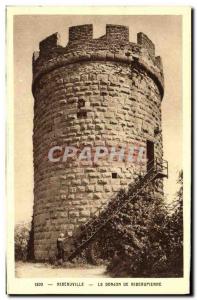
[32,24,164,261]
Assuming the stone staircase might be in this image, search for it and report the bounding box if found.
[63,158,168,261]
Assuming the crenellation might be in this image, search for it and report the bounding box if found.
[68,24,93,43]
[39,32,61,53]
[137,32,155,58]
[106,24,129,43]
[32,25,163,92]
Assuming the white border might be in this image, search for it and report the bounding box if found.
[2,3,193,297]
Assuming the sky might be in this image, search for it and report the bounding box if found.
[14,15,182,223]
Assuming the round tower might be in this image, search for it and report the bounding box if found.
[32,24,164,261]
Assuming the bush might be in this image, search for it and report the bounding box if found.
[15,222,31,261]
[99,171,184,277]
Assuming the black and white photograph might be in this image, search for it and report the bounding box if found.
[6,6,191,295]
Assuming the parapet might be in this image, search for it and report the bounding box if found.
[69,24,93,42]
[137,32,155,59]
[106,24,129,43]
[39,33,62,54]
[32,24,164,98]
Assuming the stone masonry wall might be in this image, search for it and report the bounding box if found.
[32,24,164,260]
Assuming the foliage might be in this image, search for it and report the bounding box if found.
[15,222,31,261]
[95,171,184,277]
[161,170,183,275]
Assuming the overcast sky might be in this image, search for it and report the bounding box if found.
[14,14,182,223]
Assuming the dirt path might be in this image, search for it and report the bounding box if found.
[15,262,108,278]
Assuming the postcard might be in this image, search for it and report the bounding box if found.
[6,6,191,295]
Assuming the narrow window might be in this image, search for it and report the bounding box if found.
[77,111,87,119]
[112,172,117,179]
[146,140,154,172]
[78,99,85,108]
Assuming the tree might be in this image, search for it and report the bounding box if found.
[98,172,184,277]
[15,222,31,261]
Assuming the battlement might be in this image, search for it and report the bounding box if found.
[67,24,129,44]
[106,24,129,43]
[137,32,155,59]
[33,24,164,98]
[36,24,157,58]
[69,24,93,42]
[39,32,62,53]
